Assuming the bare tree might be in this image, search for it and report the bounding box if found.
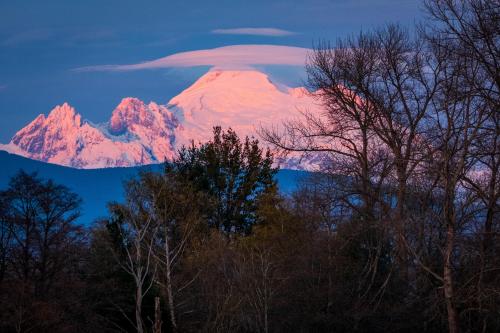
[147,171,205,333]
[108,177,159,333]
[425,0,500,261]
[428,41,487,333]
[262,35,393,223]
[425,0,499,107]
[263,24,441,280]
[235,241,279,333]
[422,2,500,331]
[263,9,498,330]
[0,171,84,332]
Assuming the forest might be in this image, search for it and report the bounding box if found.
[0,1,498,332]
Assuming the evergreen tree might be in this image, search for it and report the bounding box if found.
[170,126,277,234]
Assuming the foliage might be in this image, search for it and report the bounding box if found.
[170,126,277,234]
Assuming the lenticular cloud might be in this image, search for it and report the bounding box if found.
[75,44,310,72]
[211,28,296,36]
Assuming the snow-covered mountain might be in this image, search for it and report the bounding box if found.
[0,100,178,168]
[170,70,316,147]
[0,70,322,169]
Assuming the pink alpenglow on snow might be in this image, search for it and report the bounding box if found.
[0,69,323,169]
[169,70,319,148]
[1,100,178,168]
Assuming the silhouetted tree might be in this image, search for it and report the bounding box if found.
[172,126,277,234]
[0,170,85,333]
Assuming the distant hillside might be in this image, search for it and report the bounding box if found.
[0,151,307,225]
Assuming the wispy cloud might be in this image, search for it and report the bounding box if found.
[74,44,310,72]
[0,85,7,92]
[212,27,296,37]
[2,29,53,46]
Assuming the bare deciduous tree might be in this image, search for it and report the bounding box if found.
[262,24,441,280]
[108,178,159,333]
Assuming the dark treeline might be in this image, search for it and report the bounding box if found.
[0,0,498,332]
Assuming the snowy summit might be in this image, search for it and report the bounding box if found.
[0,70,322,169]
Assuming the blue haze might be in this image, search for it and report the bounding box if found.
[0,151,308,225]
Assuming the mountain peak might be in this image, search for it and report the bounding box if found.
[48,102,76,116]
[34,113,46,122]
[183,69,278,94]
[45,103,82,127]
[109,97,149,135]
[168,69,321,153]
[115,97,146,110]
[8,103,86,162]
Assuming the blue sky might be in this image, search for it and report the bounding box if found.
[0,0,422,142]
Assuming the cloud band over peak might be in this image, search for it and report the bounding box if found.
[211,28,295,36]
[75,44,310,72]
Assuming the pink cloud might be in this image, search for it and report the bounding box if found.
[75,44,311,72]
[212,28,295,37]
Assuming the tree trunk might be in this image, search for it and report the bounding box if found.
[444,192,460,333]
[264,300,269,333]
[482,172,497,254]
[395,175,408,282]
[164,229,177,333]
[444,223,459,333]
[135,238,144,333]
[136,280,144,333]
[154,296,162,333]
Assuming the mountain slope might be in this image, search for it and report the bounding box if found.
[1,69,322,169]
[169,70,319,148]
